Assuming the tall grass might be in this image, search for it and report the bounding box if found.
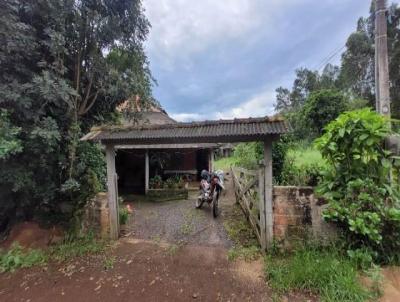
[286,145,325,168]
[214,156,237,171]
[50,233,106,262]
[265,247,371,302]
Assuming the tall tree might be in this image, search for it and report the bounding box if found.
[0,0,154,229]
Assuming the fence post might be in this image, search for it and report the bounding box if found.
[264,140,274,249]
[106,144,119,240]
[258,162,267,251]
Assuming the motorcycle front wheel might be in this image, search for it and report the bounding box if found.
[212,191,219,218]
[195,197,204,209]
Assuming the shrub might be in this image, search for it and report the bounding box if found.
[149,175,162,189]
[302,89,348,136]
[119,207,129,225]
[0,243,47,272]
[279,155,323,186]
[232,136,289,182]
[315,108,400,263]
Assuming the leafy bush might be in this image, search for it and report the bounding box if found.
[0,243,47,272]
[119,207,129,225]
[315,108,400,263]
[149,175,162,189]
[229,136,289,182]
[0,109,22,160]
[265,247,371,301]
[302,89,348,136]
[279,155,323,186]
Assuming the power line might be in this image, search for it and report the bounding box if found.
[315,45,346,72]
[312,44,345,70]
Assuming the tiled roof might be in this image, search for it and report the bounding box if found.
[81,116,288,144]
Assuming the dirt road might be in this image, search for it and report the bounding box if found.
[0,174,273,302]
[0,238,269,302]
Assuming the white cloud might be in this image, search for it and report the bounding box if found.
[144,0,260,55]
[171,88,276,122]
[143,0,272,66]
[170,112,207,122]
[214,89,276,119]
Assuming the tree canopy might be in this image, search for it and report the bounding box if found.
[0,0,154,230]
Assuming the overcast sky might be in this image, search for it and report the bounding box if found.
[143,0,375,122]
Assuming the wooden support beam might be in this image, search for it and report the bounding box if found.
[211,149,214,171]
[264,140,273,249]
[106,144,119,240]
[145,150,149,194]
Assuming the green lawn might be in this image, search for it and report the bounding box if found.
[214,156,237,171]
[287,145,325,168]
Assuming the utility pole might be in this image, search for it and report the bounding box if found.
[375,0,391,120]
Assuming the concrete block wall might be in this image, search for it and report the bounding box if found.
[81,192,110,239]
[273,186,336,246]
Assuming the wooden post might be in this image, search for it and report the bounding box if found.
[106,144,119,240]
[258,163,266,251]
[264,140,273,249]
[145,150,149,194]
[210,149,214,172]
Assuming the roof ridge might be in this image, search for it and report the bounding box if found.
[91,115,284,132]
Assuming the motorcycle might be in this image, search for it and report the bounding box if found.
[195,170,224,217]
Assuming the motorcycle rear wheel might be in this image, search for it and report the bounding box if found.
[212,191,219,218]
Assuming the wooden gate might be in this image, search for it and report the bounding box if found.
[231,165,269,250]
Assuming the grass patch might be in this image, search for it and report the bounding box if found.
[228,245,260,262]
[103,255,116,270]
[50,233,107,262]
[214,157,237,171]
[265,247,372,302]
[287,145,325,168]
[0,243,47,272]
[224,204,260,261]
[166,244,180,256]
[180,222,193,235]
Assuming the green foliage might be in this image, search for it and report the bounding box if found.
[0,110,22,159]
[149,175,184,189]
[224,204,260,262]
[278,143,326,186]
[0,243,47,273]
[213,157,237,171]
[302,89,348,136]
[265,247,371,302]
[119,207,130,225]
[280,156,323,186]
[0,0,154,231]
[149,175,163,189]
[224,137,289,183]
[315,108,400,263]
[50,233,106,262]
[103,256,116,270]
[233,142,263,169]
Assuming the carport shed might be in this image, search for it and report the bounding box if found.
[82,116,289,249]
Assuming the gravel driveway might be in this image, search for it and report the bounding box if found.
[125,178,235,248]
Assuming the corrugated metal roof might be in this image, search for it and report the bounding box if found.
[81,116,289,144]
